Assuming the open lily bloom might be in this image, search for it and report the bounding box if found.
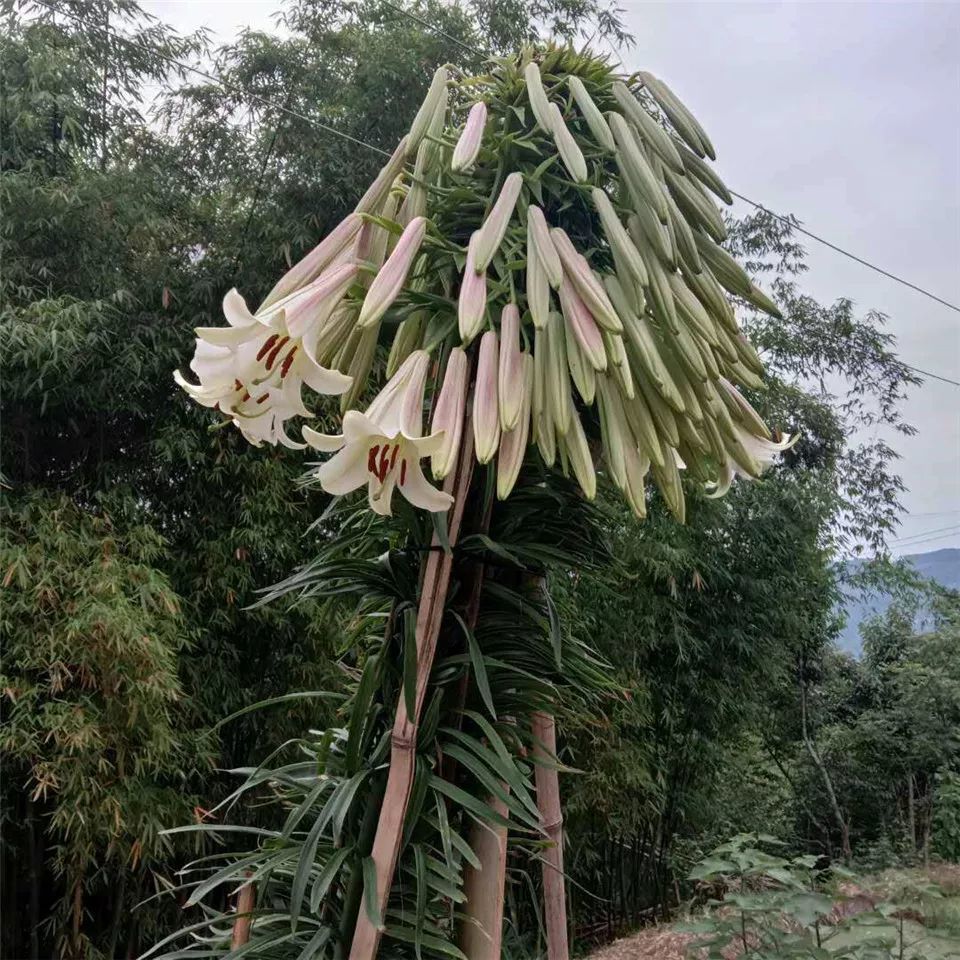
[707,427,798,499]
[174,268,357,447]
[302,351,453,516]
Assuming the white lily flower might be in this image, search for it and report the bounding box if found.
[706,427,797,499]
[302,351,453,516]
[174,267,357,447]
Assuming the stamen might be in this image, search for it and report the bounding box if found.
[400,459,407,486]
[240,391,251,402]
[367,444,381,475]
[264,335,290,370]
[234,379,243,391]
[255,393,269,404]
[377,446,391,482]
[256,334,280,362]
[389,444,400,470]
[279,346,298,378]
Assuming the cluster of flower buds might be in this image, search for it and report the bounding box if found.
[175,48,794,519]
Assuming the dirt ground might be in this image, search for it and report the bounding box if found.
[587,865,960,960]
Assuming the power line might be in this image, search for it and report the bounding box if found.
[893,529,960,550]
[730,192,960,315]
[30,0,960,391]
[893,523,960,544]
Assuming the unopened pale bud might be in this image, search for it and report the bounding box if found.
[524,61,552,132]
[458,232,487,343]
[551,227,622,332]
[474,172,523,273]
[452,101,487,172]
[358,216,427,328]
[260,214,362,311]
[473,331,501,464]
[558,277,606,371]
[568,76,615,152]
[526,206,562,288]
[548,102,588,183]
[497,353,533,500]
[430,347,468,480]
[407,67,448,156]
[498,304,524,431]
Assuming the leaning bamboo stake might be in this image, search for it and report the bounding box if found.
[349,420,475,960]
[458,794,509,959]
[532,711,569,960]
[230,879,255,949]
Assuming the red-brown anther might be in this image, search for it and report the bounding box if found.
[240,391,251,402]
[279,346,298,378]
[234,379,243,391]
[264,335,290,370]
[255,393,269,404]
[400,459,407,486]
[367,444,381,475]
[256,334,280,362]
[389,444,400,471]
[377,446,391,482]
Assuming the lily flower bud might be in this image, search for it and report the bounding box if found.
[355,136,409,214]
[561,410,596,500]
[473,331,501,464]
[526,245,551,329]
[260,214,362,311]
[497,353,533,500]
[358,217,427,329]
[407,67,448,156]
[551,228,622,332]
[524,61,552,132]
[458,232,487,343]
[526,205,562,288]
[473,172,523,272]
[498,304,525,431]
[558,277,606,372]
[568,76,615,151]
[452,101,487,172]
[430,347,468,480]
[548,102,588,183]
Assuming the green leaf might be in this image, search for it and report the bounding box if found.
[451,610,496,719]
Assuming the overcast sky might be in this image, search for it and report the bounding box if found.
[144,0,960,557]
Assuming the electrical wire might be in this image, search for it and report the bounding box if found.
[892,523,960,544]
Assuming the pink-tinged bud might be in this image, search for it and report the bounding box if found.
[497,353,533,500]
[358,217,427,328]
[526,245,551,329]
[354,136,409,214]
[498,304,524,431]
[452,101,487,172]
[473,331,501,464]
[473,172,523,273]
[430,347,468,480]
[532,328,556,467]
[562,410,596,500]
[284,263,359,340]
[548,102,588,183]
[458,232,487,343]
[551,228,622,332]
[526,206,562,288]
[260,214,362,311]
[559,277,606,372]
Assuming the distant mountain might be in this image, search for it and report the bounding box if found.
[836,548,960,656]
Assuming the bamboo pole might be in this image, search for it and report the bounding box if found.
[458,795,509,959]
[230,880,255,949]
[532,711,569,960]
[349,427,475,960]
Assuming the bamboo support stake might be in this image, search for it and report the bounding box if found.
[532,711,569,960]
[349,427,475,960]
[230,880,255,949]
[458,794,509,959]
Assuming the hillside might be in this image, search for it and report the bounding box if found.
[837,547,960,655]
